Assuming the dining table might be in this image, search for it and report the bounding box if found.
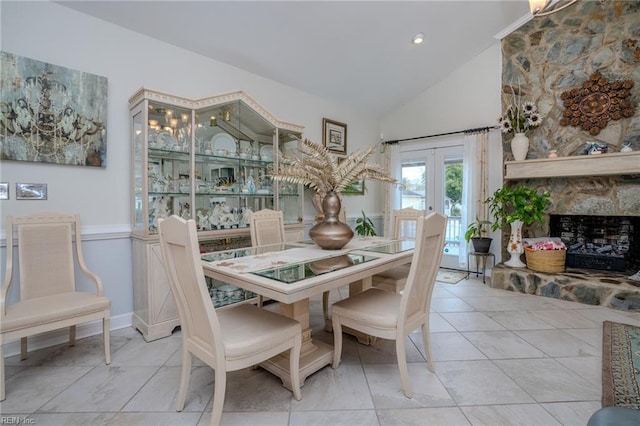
[201,236,415,389]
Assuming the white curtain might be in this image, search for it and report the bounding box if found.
[460,130,489,266]
[383,143,401,237]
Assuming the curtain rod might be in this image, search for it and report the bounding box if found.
[383,126,495,145]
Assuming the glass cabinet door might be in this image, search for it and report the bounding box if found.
[131,105,145,233]
[192,99,278,231]
[277,129,303,225]
[146,101,193,234]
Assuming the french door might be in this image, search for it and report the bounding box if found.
[399,144,463,270]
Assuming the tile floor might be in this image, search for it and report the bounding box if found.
[2,275,640,425]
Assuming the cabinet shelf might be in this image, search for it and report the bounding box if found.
[193,153,274,165]
[504,151,640,180]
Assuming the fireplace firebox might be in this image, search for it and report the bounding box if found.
[549,215,639,273]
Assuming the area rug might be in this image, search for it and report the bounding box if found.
[436,269,467,285]
[602,320,640,409]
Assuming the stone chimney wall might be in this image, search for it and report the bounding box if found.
[500,0,640,240]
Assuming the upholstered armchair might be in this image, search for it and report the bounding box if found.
[1,212,111,401]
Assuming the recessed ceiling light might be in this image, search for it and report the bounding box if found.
[412,33,424,44]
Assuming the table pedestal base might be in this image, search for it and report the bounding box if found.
[260,340,333,390]
[263,298,335,389]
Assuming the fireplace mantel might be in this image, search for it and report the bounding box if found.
[504,151,640,180]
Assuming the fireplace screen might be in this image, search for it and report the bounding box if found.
[550,215,639,273]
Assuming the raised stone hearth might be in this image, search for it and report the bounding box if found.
[491,264,640,312]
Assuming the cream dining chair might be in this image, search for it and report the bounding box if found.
[158,215,302,426]
[372,207,423,294]
[248,208,286,247]
[331,212,447,398]
[0,212,111,401]
[249,209,286,307]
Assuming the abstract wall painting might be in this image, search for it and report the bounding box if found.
[0,51,108,167]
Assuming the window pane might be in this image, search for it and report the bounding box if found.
[401,162,425,210]
[443,158,462,256]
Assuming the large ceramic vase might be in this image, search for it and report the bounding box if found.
[309,190,353,250]
[504,219,526,268]
[511,132,529,161]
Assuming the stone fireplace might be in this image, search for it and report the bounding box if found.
[550,214,640,273]
[491,1,640,312]
[490,171,640,312]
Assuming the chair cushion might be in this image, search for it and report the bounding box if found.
[2,292,110,333]
[219,304,301,360]
[331,288,401,329]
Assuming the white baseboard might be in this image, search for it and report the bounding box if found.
[2,312,133,358]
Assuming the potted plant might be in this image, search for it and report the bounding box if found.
[486,185,551,267]
[464,218,492,253]
[355,210,376,236]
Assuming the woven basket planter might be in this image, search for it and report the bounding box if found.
[524,247,566,273]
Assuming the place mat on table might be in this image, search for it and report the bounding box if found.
[204,246,336,274]
[205,236,397,274]
[340,236,396,250]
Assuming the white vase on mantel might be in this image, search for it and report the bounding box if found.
[511,132,529,161]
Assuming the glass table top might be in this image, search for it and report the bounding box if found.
[251,253,378,284]
[359,239,415,254]
[201,243,300,263]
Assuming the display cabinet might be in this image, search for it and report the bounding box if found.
[129,89,305,341]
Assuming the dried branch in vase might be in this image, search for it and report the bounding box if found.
[270,138,396,195]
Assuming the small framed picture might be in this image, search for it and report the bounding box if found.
[16,183,47,200]
[323,118,347,155]
[0,183,8,200]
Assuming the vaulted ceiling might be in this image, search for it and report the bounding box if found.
[58,1,529,117]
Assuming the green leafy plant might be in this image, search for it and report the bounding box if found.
[486,185,551,231]
[464,218,493,243]
[355,210,376,236]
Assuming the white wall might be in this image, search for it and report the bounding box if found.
[0,1,381,323]
[380,43,502,140]
[380,43,506,257]
[0,1,382,227]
